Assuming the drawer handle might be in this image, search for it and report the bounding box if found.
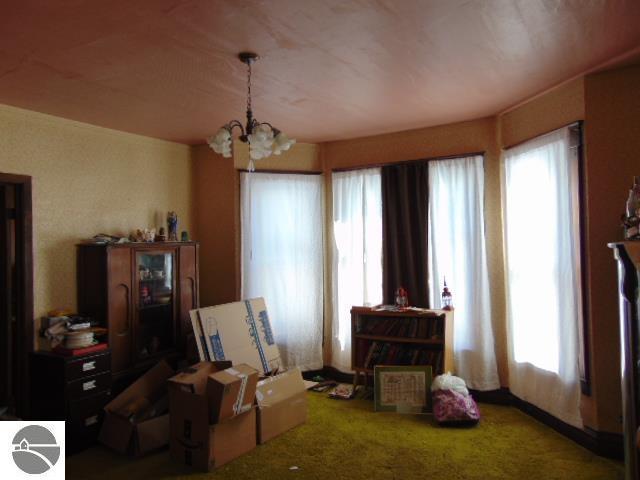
[84,415,98,427]
[82,361,96,372]
[82,380,96,391]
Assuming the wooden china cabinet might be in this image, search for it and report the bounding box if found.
[77,241,199,379]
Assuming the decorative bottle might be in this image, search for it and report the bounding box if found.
[441,278,453,311]
[395,287,408,309]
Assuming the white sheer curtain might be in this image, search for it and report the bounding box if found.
[331,169,383,372]
[503,127,582,428]
[428,155,500,391]
[241,172,324,371]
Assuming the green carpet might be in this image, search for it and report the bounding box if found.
[67,392,623,479]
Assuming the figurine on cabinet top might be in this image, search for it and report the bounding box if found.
[135,228,156,243]
[167,211,178,241]
[155,227,167,242]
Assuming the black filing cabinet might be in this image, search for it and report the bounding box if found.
[30,350,112,454]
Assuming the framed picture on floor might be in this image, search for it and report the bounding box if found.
[374,365,432,413]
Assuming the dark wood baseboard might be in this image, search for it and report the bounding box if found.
[309,366,624,460]
[468,387,512,405]
[509,394,622,460]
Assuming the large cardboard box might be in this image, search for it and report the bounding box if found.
[193,298,281,374]
[207,364,259,423]
[168,361,255,471]
[99,360,174,456]
[171,408,256,471]
[255,367,307,444]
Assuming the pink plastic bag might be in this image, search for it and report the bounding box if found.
[432,389,480,425]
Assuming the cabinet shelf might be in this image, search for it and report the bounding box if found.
[139,303,173,311]
[353,333,443,345]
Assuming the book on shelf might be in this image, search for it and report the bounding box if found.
[359,340,444,371]
[357,315,444,339]
[377,343,391,365]
[355,338,369,368]
[363,341,379,369]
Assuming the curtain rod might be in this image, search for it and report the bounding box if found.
[330,151,486,173]
[238,169,323,175]
[503,121,582,151]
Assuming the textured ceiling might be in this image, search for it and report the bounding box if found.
[1,0,640,144]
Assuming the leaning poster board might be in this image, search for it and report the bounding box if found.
[192,298,281,375]
[374,365,432,414]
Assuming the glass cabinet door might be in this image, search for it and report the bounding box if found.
[136,251,175,359]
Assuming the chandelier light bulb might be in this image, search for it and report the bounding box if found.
[273,131,296,155]
[206,52,295,170]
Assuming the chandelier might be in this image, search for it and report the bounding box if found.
[207,52,296,171]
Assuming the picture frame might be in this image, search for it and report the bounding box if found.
[374,365,432,414]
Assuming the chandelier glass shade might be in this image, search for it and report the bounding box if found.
[207,52,296,171]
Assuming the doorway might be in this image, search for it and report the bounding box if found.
[0,173,33,419]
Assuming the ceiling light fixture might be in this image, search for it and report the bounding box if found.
[207,52,296,171]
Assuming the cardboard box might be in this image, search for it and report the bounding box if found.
[168,361,255,471]
[167,361,232,422]
[207,364,259,423]
[171,407,256,472]
[255,367,307,444]
[99,360,174,456]
[193,298,281,374]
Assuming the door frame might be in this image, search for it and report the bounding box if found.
[0,172,33,418]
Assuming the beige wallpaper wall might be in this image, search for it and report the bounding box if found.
[0,104,193,336]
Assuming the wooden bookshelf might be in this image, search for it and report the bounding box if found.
[351,306,454,386]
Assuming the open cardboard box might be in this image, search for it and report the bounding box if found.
[168,361,256,471]
[99,360,174,456]
[256,367,308,444]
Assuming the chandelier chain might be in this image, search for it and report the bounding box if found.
[247,60,252,114]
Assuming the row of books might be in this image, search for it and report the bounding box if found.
[357,340,443,372]
[356,316,444,339]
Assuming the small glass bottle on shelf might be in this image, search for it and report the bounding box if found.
[395,287,409,309]
[441,278,453,310]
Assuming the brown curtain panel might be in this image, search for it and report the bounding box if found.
[381,162,430,307]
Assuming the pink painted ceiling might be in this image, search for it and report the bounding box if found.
[1,0,639,144]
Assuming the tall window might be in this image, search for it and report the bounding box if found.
[331,168,383,372]
[503,126,582,427]
[241,172,323,371]
[428,155,499,390]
